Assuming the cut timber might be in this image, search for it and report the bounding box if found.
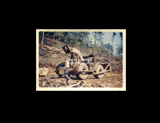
[42,81,46,87]
[39,68,49,76]
[67,81,82,88]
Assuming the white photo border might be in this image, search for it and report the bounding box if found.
[36,29,126,91]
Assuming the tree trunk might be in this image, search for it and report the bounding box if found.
[53,32,54,40]
[94,32,96,55]
[95,32,96,46]
[121,34,123,55]
[41,31,44,47]
[112,40,113,56]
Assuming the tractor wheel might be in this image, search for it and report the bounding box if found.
[94,65,104,79]
[76,63,88,80]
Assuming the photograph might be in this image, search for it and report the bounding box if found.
[36,29,126,91]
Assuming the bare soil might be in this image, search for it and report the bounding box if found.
[38,39,123,88]
[39,70,123,88]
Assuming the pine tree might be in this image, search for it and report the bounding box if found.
[111,32,117,56]
[104,43,113,55]
[52,32,64,41]
[41,31,44,47]
[119,32,123,56]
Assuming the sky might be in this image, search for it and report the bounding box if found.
[88,32,122,55]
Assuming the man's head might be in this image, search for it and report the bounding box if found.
[62,46,70,53]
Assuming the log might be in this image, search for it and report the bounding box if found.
[42,81,46,87]
[68,81,81,87]
[39,68,49,76]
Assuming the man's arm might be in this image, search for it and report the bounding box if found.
[59,66,66,70]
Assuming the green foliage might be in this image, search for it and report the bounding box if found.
[73,41,81,47]
[103,43,114,55]
[39,31,116,56]
[54,42,64,49]
[92,32,104,45]
[52,32,64,40]
[116,46,123,57]
[94,45,108,54]
[64,33,76,45]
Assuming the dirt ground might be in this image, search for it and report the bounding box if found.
[38,71,123,88]
[38,41,123,89]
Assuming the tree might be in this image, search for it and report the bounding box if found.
[116,46,122,57]
[52,32,64,41]
[39,31,90,49]
[71,32,82,44]
[61,32,69,42]
[111,32,117,55]
[41,31,44,47]
[93,32,104,46]
[64,33,75,45]
[104,43,113,55]
[92,32,104,54]
[119,32,123,55]
[79,32,90,47]
[99,37,103,47]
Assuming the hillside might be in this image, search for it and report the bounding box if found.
[39,38,123,73]
[38,38,123,88]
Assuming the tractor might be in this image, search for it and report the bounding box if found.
[56,45,111,80]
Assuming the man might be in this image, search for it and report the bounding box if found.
[64,58,71,85]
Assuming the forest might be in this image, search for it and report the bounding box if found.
[39,31,123,57]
